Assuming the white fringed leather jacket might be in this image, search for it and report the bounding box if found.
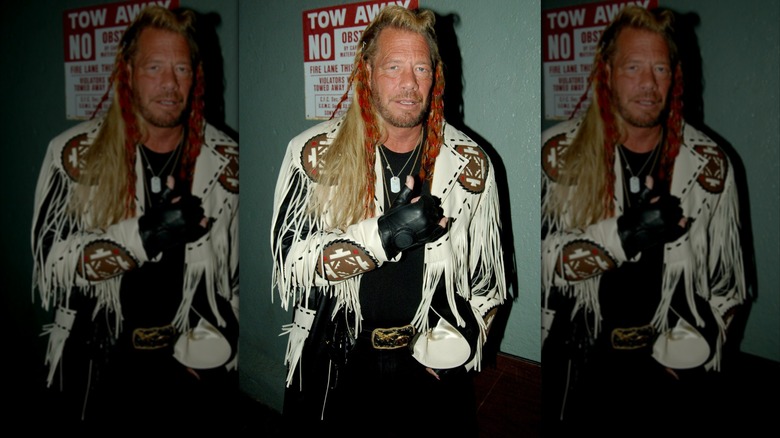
[271,117,507,385]
[32,117,239,385]
[541,117,746,370]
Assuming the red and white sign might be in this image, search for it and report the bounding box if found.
[542,0,657,120]
[64,0,179,120]
[303,0,418,120]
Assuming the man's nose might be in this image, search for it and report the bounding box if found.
[399,66,419,91]
[638,66,658,90]
[160,66,180,90]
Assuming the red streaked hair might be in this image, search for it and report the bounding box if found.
[89,6,205,218]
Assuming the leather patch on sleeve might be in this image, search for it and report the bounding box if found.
[455,144,488,193]
[215,144,239,194]
[77,240,139,282]
[542,133,567,182]
[61,133,89,182]
[556,240,616,281]
[693,144,728,194]
[317,240,377,281]
[301,133,329,182]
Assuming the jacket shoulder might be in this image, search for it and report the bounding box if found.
[679,122,736,194]
[282,119,342,180]
[682,123,718,147]
[288,118,342,151]
[442,123,477,144]
[542,118,581,144]
[204,123,238,148]
[441,122,487,159]
[680,122,734,167]
[437,122,496,194]
[48,119,103,151]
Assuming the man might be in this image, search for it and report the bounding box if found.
[541,5,745,435]
[31,6,239,432]
[271,6,506,435]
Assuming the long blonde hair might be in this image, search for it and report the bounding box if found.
[546,6,683,228]
[70,6,205,229]
[311,6,446,231]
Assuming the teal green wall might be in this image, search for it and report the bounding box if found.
[541,0,780,363]
[238,0,541,410]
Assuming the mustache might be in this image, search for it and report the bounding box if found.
[152,93,185,103]
[633,92,662,102]
[392,92,423,103]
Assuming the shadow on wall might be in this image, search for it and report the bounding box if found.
[194,9,238,143]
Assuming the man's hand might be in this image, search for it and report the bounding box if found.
[377,176,448,259]
[139,176,210,259]
[617,176,688,259]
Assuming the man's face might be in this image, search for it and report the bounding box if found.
[128,28,193,129]
[608,27,672,128]
[368,28,434,129]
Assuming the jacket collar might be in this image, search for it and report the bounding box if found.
[191,124,237,199]
[429,123,472,199]
[670,124,710,200]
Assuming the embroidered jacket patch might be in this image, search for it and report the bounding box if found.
[455,144,488,193]
[693,144,728,194]
[301,133,329,182]
[77,239,139,281]
[318,239,377,281]
[557,239,617,281]
[61,133,89,182]
[542,133,567,182]
[215,144,239,194]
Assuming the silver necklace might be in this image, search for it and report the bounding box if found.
[378,133,423,193]
[138,140,183,194]
[617,143,660,194]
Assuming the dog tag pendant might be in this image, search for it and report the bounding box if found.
[151,176,162,194]
[390,176,401,193]
[629,176,640,194]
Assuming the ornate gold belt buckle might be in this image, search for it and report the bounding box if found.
[611,324,655,350]
[371,325,416,350]
[132,324,176,350]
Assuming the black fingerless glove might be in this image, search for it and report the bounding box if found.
[377,184,446,259]
[138,185,209,259]
[617,185,686,259]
